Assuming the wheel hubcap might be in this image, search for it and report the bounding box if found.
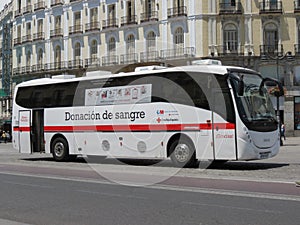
[54,142,64,157]
[174,143,190,163]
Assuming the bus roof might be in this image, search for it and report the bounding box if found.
[15,64,258,88]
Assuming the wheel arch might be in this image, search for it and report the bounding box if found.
[167,133,195,157]
[50,133,68,154]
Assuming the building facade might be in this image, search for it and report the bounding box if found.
[2,0,300,136]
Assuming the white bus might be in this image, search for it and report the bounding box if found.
[12,61,283,167]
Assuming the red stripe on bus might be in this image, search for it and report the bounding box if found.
[43,123,235,132]
[13,127,30,132]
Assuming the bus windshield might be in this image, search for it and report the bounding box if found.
[230,72,278,132]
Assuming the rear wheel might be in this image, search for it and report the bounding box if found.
[170,138,197,168]
[52,137,72,161]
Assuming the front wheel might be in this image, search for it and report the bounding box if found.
[51,137,72,161]
[170,138,197,168]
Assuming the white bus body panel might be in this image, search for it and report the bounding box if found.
[44,103,215,160]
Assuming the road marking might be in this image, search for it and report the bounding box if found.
[76,189,148,200]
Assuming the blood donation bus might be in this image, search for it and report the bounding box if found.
[12,60,283,167]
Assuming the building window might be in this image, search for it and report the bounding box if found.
[55,15,61,29]
[263,23,278,54]
[26,51,31,67]
[146,31,156,52]
[108,37,116,55]
[223,24,238,52]
[90,7,98,23]
[90,40,98,59]
[55,45,61,64]
[74,42,81,60]
[126,34,135,54]
[37,19,43,33]
[174,27,184,48]
[295,97,300,130]
[38,49,43,65]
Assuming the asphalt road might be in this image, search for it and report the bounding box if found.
[0,139,299,225]
[0,173,300,225]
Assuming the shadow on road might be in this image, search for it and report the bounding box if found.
[22,156,290,171]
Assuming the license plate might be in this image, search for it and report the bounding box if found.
[260,152,270,159]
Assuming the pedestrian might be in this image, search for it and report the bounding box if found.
[1,131,7,144]
[281,123,286,140]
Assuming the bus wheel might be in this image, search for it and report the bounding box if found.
[52,137,70,161]
[170,138,197,168]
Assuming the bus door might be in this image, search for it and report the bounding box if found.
[212,90,236,160]
[32,109,45,153]
[19,110,32,153]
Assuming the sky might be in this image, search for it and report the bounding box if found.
[0,0,10,12]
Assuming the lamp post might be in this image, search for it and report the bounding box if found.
[266,51,292,146]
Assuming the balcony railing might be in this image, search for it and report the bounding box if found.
[120,53,138,64]
[85,58,101,68]
[33,32,45,41]
[22,66,32,73]
[32,64,45,72]
[102,55,119,66]
[22,35,33,43]
[34,1,46,11]
[219,2,242,15]
[140,11,159,23]
[121,15,138,26]
[14,10,22,18]
[102,18,119,29]
[259,1,282,14]
[217,45,244,56]
[13,37,22,46]
[167,6,187,18]
[51,0,64,7]
[69,25,83,35]
[85,22,101,32]
[260,44,283,57]
[160,47,195,59]
[50,28,63,38]
[45,62,67,71]
[140,51,160,62]
[13,67,22,76]
[68,59,83,69]
[23,5,32,15]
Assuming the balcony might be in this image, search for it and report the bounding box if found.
[102,55,119,66]
[160,47,195,60]
[32,64,45,72]
[14,9,22,18]
[140,51,160,62]
[85,58,101,68]
[33,32,45,41]
[85,22,101,32]
[45,62,67,71]
[120,53,138,64]
[51,0,64,7]
[68,59,83,69]
[140,11,159,23]
[34,1,46,11]
[13,37,22,46]
[22,35,33,44]
[217,45,244,56]
[167,6,187,18]
[13,68,22,76]
[259,1,282,14]
[260,44,283,58]
[22,66,32,74]
[69,25,83,35]
[121,15,138,27]
[50,28,63,38]
[23,5,33,15]
[219,2,242,15]
[102,18,119,30]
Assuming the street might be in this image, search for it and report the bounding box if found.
[0,138,299,225]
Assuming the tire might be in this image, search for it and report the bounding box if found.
[51,137,71,161]
[169,138,197,168]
